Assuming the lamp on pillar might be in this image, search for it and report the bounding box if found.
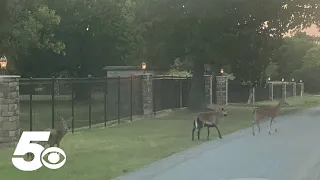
[220,68,224,75]
[268,77,271,81]
[281,78,284,82]
[300,80,302,83]
[292,78,294,82]
[0,55,7,75]
[141,62,147,73]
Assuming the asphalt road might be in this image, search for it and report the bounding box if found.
[113,107,320,180]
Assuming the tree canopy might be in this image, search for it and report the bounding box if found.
[0,0,319,108]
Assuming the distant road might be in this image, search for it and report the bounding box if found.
[114,107,320,180]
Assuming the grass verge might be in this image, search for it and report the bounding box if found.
[1,96,319,180]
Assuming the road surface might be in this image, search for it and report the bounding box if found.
[113,107,320,180]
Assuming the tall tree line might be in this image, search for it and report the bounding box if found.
[0,0,319,109]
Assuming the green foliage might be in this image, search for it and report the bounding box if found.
[0,0,320,98]
[301,46,320,68]
[0,0,64,71]
[291,45,320,93]
[273,32,317,79]
[265,62,279,78]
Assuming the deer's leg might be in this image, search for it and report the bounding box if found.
[197,128,202,140]
[252,120,255,136]
[207,126,210,140]
[257,120,261,133]
[192,119,197,141]
[192,127,196,141]
[215,125,222,139]
[274,119,278,133]
[268,117,274,135]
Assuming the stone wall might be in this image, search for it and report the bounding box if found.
[216,76,228,105]
[0,76,20,148]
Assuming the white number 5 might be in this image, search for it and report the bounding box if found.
[12,131,50,171]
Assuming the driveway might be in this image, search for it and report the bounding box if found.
[113,107,320,180]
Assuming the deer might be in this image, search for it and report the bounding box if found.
[252,98,290,136]
[192,107,228,141]
[26,112,73,160]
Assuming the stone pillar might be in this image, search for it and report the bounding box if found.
[282,83,286,99]
[141,74,153,116]
[204,75,213,105]
[298,83,304,98]
[292,82,296,97]
[0,75,20,148]
[268,83,273,101]
[216,76,228,105]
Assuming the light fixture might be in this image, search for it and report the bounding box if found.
[268,77,271,81]
[292,78,294,82]
[0,56,7,70]
[220,68,224,74]
[300,80,302,83]
[141,62,146,71]
[281,78,284,82]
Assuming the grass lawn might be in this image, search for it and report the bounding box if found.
[1,96,319,180]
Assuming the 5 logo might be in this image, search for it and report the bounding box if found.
[12,131,67,171]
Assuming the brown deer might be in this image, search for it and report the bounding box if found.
[26,112,72,159]
[252,99,290,136]
[192,107,228,141]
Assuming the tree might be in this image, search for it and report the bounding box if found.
[0,0,64,73]
[292,46,320,93]
[136,0,320,110]
[272,32,316,80]
[44,0,139,100]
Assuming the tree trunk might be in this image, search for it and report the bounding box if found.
[246,82,254,104]
[188,59,206,111]
[247,89,253,104]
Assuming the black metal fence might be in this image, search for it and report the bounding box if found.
[19,76,194,132]
[19,76,301,132]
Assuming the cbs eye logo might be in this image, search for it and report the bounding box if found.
[12,131,67,171]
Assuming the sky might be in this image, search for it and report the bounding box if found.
[286,24,320,37]
[303,24,320,37]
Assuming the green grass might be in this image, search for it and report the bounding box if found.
[1,96,320,180]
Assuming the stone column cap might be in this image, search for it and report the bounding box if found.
[0,75,20,78]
